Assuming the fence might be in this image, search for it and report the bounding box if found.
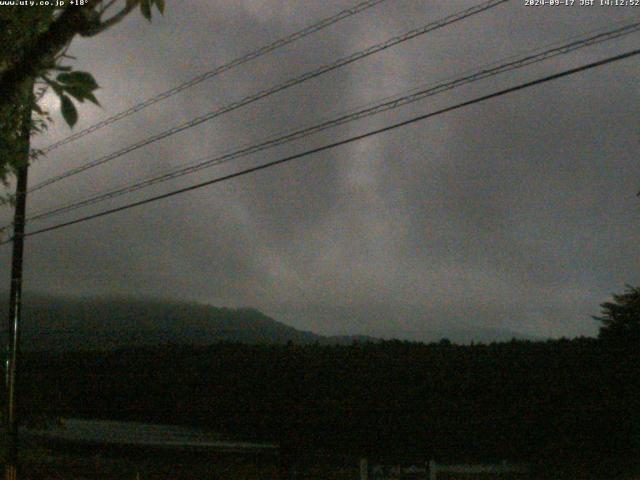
[359,458,529,480]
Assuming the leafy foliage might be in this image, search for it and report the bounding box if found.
[0,0,165,183]
[0,7,57,73]
[138,0,165,20]
[594,285,640,344]
[43,69,100,127]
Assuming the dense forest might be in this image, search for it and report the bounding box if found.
[16,337,640,478]
[4,286,638,477]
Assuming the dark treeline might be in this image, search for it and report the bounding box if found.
[16,337,640,477]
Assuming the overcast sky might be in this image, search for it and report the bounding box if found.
[1,0,638,341]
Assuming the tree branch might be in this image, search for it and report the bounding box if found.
[0,1,101,112]
[100,0,119,14]
[82,0,140,37]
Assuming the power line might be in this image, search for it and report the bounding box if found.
[22,21,640,225]
[2,48,636,245]
[26,0,509,195]
[39,0,389,154]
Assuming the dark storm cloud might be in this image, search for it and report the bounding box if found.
[1,0,638,341]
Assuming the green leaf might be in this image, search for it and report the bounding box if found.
[60,95,78,128]
[56,72,101,106]
[50,82,63,97]
[154,0,165,14]
[61,85,85,103]
[84,91,101,106]
[57,71,99,90]
[43,77,63,96]
[140,0,152,20]
[66,85,101,104]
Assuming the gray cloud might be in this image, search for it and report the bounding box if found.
[1,0,638,341]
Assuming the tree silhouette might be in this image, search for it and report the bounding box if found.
[594,285,640,344]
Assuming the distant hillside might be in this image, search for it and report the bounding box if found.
[265,303,539,344]
[1,295,341,351]
[0,294,536,351]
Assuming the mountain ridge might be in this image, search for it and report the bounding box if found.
[1,293,536,351]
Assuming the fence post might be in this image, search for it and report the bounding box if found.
[429,459,437,480]
[360,458,368,480]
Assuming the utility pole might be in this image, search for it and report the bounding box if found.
[4,83,33,480]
